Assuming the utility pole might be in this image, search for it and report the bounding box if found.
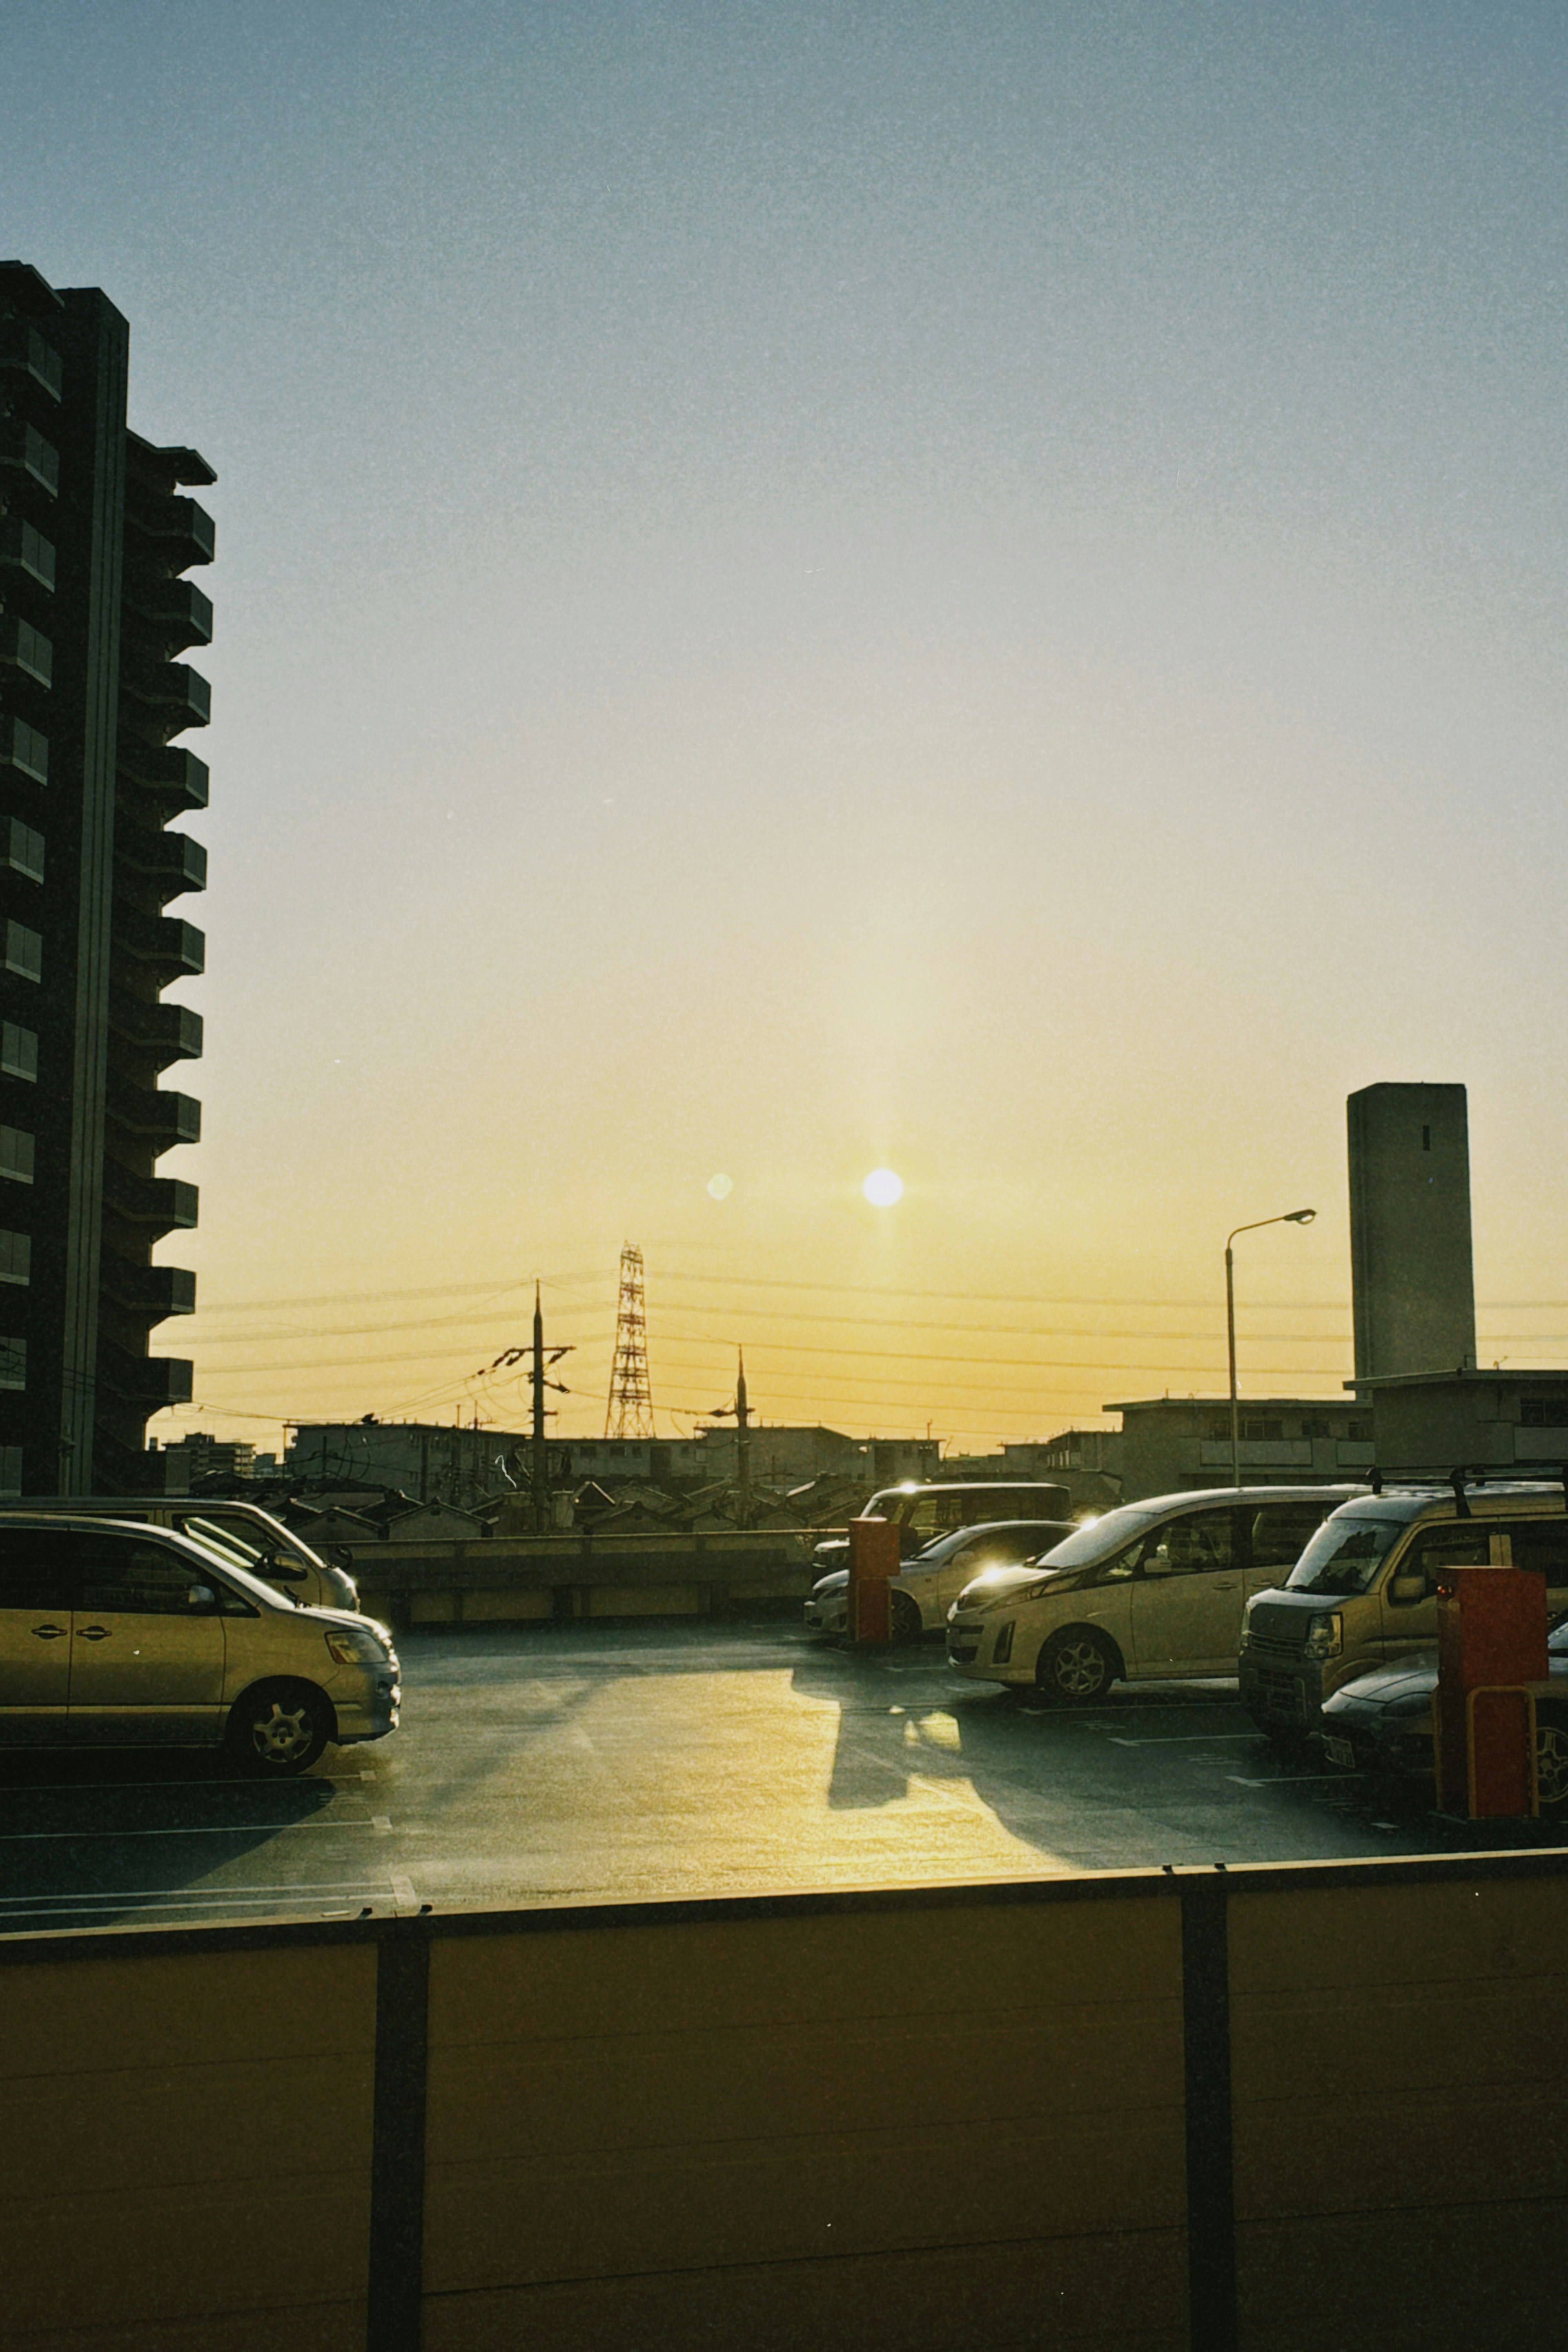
[708,1348,753,1528]
[485,1283,574,1532]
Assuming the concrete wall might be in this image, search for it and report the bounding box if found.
[1348,1082,1477,1381]
[5,1850,1568,2350]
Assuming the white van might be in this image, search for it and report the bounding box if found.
[946,1487,1359,1700]
[14,1498,359,1614]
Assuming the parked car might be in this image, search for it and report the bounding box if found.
[1318,1620,1568,1817]
[809,1481,1073,1578]
[1239,1479,1568,1741]
[804,1519,1078,1639]
[946,1488,1358,1701]
[11,1495,359,1613]
[0,1513,399,1772]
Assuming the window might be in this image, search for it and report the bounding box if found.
[0,1127,34,1183]
[1519,1397,1568,1429]
[4,816,43,880]
[1388,1525,1500,1603]
[1143,1511,1236,1577]
[1251,1501,1333,1572]
[0,1526,76,1608]
[1346,1416,1372,1441]
[1,1024,36,1081]
[0,1230,28,1285]
[3,922,40,982]
[1300,1414,1332,1440]
[1504,1524,1568,1584]
[75,1535,220,1616]
[0,1445,20,1498]
[1240,1416,1285,1442]
[0,1336,24,1390]
[0,716,48,782]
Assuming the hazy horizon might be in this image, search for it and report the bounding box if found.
[7,1,1568,1453]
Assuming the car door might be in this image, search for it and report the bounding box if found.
[1377,1524,1501,1669]
[1129,1506,1246,1674]
[67,1530,228,1744]
[0,1527,77,1742]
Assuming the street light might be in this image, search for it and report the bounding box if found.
[1226,1209,1316,1492]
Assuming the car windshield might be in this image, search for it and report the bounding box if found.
[1034,1504,1167,1569]
[1286,1515,1403,1596]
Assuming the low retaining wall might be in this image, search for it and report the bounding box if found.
[6,1847,1568,2349]
[345,1530,820,1628]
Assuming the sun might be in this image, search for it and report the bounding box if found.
[862,1168,904,1207]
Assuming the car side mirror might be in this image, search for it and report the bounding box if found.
[186,1584,216,1609]
[1143,1551,1174,1577]
[1389,1574,1426,1606]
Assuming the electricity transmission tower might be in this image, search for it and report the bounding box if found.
[605,1243,656,1438]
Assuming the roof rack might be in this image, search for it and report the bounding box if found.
[1365,1463,1568,1518]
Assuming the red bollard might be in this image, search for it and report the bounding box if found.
[1434,1564,1548,1818]
[848,1516,901,1643]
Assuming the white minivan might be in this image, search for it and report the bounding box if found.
[13,1497,359,1613]
[946,1487,1360,1701]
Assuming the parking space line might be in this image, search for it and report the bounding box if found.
[0,1818,376,1842]
[1107,1734,1260,1747]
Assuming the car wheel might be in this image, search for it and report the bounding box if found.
[226,1680,332,1776]
[1036,1628,1119,1706]
[891,1590,923,1644]
[1537,1715,1568,1816]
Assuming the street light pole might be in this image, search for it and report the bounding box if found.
[1225,1209,1317,1490]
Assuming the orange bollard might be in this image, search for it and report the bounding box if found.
[1434,1564,1548,1817]
[848,1515,901,1643]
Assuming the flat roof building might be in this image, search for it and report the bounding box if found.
[1348,1081,1476,1383]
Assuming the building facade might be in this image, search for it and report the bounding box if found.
[286,1421,530,1511]
[1102,1396,1374,1501]
[1348,1081,1477,1383]
[1356,1369,1568,1477]
[0,261,212,1495]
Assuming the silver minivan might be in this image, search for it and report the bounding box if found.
[14,1497,359,1613]
[947,1487,1360,1700]
[1239,1480,1568,1738]
[0,1514,399,1773]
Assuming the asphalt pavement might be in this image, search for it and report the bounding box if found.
[0,1615,1530,1936]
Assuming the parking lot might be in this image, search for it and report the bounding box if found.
[0,1615,1534,1936]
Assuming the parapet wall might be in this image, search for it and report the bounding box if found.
[4,1849,1566,2350]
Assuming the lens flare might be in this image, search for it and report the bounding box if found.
[707,1173,733,1200]
[862,1168,904,1207]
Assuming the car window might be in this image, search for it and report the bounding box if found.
[1382,1525,1499,1605]
[1287,1515,1404,1596]
[1250,1501,1332,1572]
[1505,1522,1568,1582]
[0,1527,78,1610]
[74,1534,223,1617]
[1141,1512,1235,1578]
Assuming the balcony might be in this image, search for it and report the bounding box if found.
[98,1343,194,1409]
[101,1169,198,1231]
[0,322,63,401]
[122,576,212,652]
[0,518,55,591]
[1198,1439,1315,1469]
[107,1080,201,1149]
[125,494,215,570]
[108,997,203,1065]
[0,615,52,686]
[116,911,205,979]
[0,717,48,785]
[0,420,58,496]
[121,662,211,733]
[117,827,207,902]
[100,1256,196,1317]
[118,745,208,815]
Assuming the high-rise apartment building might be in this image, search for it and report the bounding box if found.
[0,261,212,1494]
[1348,1081,1477,1384]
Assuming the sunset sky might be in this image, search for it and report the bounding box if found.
[7,2,1568,1453]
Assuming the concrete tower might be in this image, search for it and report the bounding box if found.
[1347,1082,1476,1384]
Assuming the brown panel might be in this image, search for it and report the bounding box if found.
[1228,1876,1568,1997]
[0,1946,375,2340]
[1238,2203,1563,2352]
[421,2228,1189,2352]
[423,1900,1185,2307]
[8,2299,366,2352]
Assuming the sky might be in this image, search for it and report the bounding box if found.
[6,0,1568,1453]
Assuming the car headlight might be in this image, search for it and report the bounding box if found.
[1303,1612,1343,1661]
[325,1627,390,1666]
